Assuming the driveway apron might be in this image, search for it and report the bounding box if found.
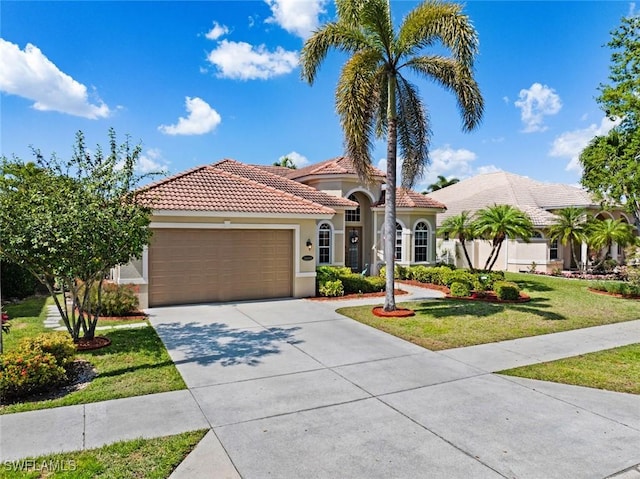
[148,298,640,479]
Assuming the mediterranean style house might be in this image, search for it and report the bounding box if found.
[428,171,635,273]
[114,157,445,308]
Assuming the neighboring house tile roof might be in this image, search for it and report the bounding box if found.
[215,159,358,209]
[284,156,386,180]
[136,165,335,215]
[374,188,446,210]
[428,171,599,227]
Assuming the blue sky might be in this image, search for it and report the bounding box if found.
[0,1,632,191]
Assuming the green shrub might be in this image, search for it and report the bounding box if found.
[1,261,39,299]
[450,281,471,297]
[319,280,344,297]
[494,281,521,300]
[441,269,476,288]
[93,283,139,316]
[0,349,67,400]
[19,332,76,368]
[340,274,385,294]
[317,266,352,284]
[395,265,410,280]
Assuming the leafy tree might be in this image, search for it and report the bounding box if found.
[586,217,636,268]
[474,204,534,271]
[437,211,476,271]
[580,15,640,227]
[0,130,152,342]
[301,0,483,310]
[547,207,589,270]
[426,175,459,193]
[273,156,297,169]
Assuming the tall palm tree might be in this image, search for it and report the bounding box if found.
[301,0,483,310]
[474,204,534,271]
[427,175,459,192]
[437,211,476,271]
[587,217,636,267]
[547,207,588,270]
[273,156,297,169]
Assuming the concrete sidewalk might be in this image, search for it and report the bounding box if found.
[1,290,639,478]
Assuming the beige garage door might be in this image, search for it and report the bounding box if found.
[149,229,293,307]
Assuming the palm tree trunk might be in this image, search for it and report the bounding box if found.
[460,239,474,272]
[384,75,398,311]
[483,246,496,271]
[487,241,504,271]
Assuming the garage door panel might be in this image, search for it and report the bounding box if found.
[149,229,293,307]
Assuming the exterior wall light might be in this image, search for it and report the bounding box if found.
[306,239,313,251]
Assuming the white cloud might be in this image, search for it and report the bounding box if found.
[158,96,221,135]
[502,96,510,104]
[475,165,502,175]
[279,151,309,167]
[0,38,110,119]
[138,148,170,174]
[207,40,298,80]
[514,82,562,133]
[265,0,326,39]
[205,21,229,40]
[549,116,620,172]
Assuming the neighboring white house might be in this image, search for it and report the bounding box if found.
[428,171,635,273]
[114,157,445,308]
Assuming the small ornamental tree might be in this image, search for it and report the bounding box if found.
[0,129,153,342]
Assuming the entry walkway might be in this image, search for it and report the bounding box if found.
[1,290,639,478]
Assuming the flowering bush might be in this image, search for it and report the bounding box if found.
[0,349,66,400]
[19,332,76,368]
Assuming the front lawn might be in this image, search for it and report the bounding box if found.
[0,430,208,479]
[499,343,640,395]
[1,297,186,415]
[338,272,640,351]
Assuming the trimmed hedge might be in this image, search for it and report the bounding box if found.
[319,280,344,297]
[316,266,386,296]
[494,281,521,300]
[450,281,471,297]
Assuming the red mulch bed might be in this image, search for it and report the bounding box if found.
[587,288,640,300]
[447,291,531,303]
[372,306,415,317]
[309,289,408,301]
[398,279,530,303]
[75,336,111,351]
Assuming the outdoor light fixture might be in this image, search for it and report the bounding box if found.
[306,239,313,251]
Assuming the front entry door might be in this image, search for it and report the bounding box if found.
[345,226,362,273]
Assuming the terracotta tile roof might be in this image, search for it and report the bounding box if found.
[428,171,599,226]
[285,156,386,180]
[136,165,335,215]
[373,187,447,210]
[215,159,357,209]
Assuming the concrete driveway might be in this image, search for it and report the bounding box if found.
[148,296,640,479]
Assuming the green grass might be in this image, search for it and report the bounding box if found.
[0,430,208,479]
[1,297,186,415]
[338,272,640,351]
[500,344,640,394]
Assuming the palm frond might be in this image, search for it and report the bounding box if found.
[406,56,483,131]
[300,23,370,85]
[336,50,383,183]
[359,0,395,61]
[396,75,430,188]
[397,1,478,67]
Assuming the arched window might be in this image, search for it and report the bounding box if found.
[318,223,332,264]
[532,231,544,239]
[345,194,361,222]
[414,222,429,262]
[395,223,403,261]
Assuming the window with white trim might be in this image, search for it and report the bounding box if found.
[318,223,332,264]
[549,238,559,260]
[395,223,403,261]
[414,222,429,262]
